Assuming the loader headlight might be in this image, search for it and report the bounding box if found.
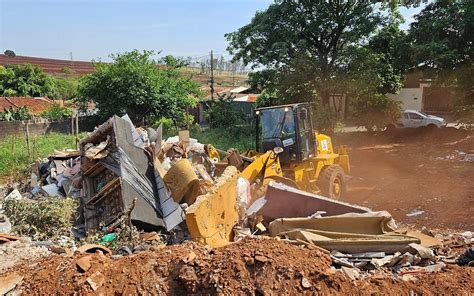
[273,147,284,154]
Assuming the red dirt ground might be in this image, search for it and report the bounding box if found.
[4,238,474,295]
[334,128,474,231]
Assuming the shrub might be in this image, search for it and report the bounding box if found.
[0,106,31,121]
[3,197,79,240]
[205,93,244,128]
[41,104,74,120]
[350,92,401,131]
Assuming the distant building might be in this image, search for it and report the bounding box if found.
[192,86,260,124]
[388,71,458,113]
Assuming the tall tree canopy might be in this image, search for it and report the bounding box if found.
[226,1,402,104]
[78,50,201,125]
[226,0,406,130]
[407,0,473,100]
[0,64,56,97]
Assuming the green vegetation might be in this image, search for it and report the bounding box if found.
[0,64,56,97]
[52,76,78,99]
[0,63,79,100]
[406,1,473,124]
[3,197,78,240]
[162,125,254,152]
[205,93,245,128]
[41,104,74,120]
[78,50,202,126]
[191,126,255,152]
[226,2,404,131]
[0,133,79,178]
[0,106,31,121]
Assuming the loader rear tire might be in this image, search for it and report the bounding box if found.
[317,164,346,200]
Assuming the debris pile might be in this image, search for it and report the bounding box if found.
[0,114,472,294]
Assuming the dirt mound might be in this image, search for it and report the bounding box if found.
[6,238,474,295]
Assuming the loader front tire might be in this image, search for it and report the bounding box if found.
[317,164,346,200]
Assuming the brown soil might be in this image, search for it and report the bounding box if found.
[334,127,474,230]
[4,238,473,295]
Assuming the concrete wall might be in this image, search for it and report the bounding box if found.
[0,116,100,140]
[388,88,423,111]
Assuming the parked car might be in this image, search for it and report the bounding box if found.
[388,110,447,129]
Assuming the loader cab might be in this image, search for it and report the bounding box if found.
[255,103,316,164]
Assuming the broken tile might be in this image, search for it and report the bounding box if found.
[86,271,105,291]
[0,272,23,295]
[77,255,92,272]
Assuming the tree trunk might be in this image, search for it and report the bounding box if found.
[321,89,330,106]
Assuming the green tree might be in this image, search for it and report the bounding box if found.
[78,50,202,126]
[227,1,386,102]
[52,77,78,100]
[0,64,55,97]
[4,50,16,57]
[205,93,244,128]
[226,1,404,130]
[406,1,473,122]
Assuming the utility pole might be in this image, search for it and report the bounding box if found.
[210,50,214,101]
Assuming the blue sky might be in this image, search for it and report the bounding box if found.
[0,0,422,62]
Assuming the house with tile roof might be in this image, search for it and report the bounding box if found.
[0,97,53,115]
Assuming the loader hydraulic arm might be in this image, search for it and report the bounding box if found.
[240,150,283,185]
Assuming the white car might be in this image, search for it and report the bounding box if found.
[389,110,447,129]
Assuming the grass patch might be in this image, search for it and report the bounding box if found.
[0,133,81,180]
[0,126,255,180]
[164,125,256,152]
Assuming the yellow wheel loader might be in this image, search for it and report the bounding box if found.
[245,103,350,200]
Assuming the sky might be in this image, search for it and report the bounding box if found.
[0,0,423,62]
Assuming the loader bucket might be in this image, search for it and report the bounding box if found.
[185,166,240,248]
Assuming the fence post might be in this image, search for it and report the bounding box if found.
[26,121,31,159]
[75,112,79,150]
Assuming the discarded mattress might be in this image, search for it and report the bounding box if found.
[269,212,421,253]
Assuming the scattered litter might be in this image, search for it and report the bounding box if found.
[0,214,12,233]
[77,244,112,255]
[301,277,312,288]
[340,266,360,280]
[0,272,23,295]
[408,243,436,261]
[86,271,105,291]
[41,183,61,197]
[406,209,425,217]
[76,255,92,272]
[435,150,474,162]
[455,247,474,266]
[461,231,472,244]
[4,189,22,201]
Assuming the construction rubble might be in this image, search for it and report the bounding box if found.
[0,114,472,295]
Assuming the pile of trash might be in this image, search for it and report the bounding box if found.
[0,114,473,294]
